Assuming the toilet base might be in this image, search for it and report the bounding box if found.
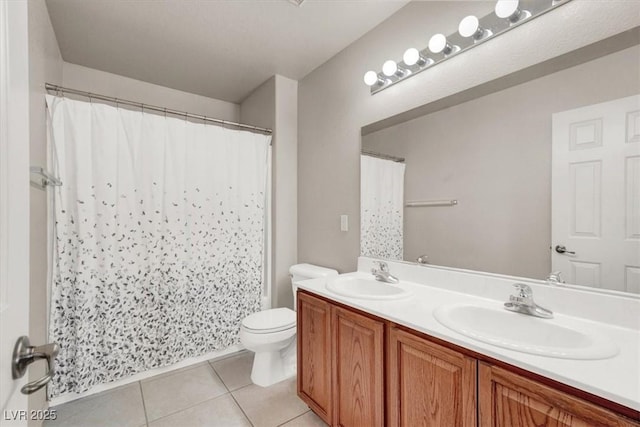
[250,340,296,387]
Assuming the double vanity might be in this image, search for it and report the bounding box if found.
[296,257,640,426]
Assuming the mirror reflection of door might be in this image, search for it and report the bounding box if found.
[552,95,640,293]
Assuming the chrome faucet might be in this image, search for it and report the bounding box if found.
[546,271,564,286]
[504,284,553,319]
[371,261,399,284]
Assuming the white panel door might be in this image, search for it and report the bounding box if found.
[0,0,31,423]
[552,95,640,293]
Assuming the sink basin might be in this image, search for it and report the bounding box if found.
[326,276,411,300]
[433,304,618,360]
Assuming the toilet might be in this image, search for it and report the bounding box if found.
[239,263,338,387]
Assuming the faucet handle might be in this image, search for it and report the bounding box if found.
[372,260,389,272]
[513,283,532,296]
[547,271,564,284]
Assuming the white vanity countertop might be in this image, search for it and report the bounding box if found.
[297,271,640,412]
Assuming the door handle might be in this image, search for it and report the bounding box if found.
[555,245,576,255]
[12,336,59,395]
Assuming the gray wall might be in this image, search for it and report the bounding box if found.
[28,0,63,421]
[363,46,640,279]
[273,76,298,309]
[62,63,239,121]
[298,1,640,274]
[240,75,299,309]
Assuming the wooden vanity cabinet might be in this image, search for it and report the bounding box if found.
[297,291,639,427]
[332,305,385,427]
[479,363,639,427]
[297,292,333,424]
[388,326,477,427]
[297,291,385,427]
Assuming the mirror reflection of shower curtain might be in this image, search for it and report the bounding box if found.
[46,95,270,398]
[360,155,405,260]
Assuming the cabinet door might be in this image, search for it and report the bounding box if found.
[479,363,640,427]
[297,292,332,424]
[388,326,477,427]
[332,305,385,427]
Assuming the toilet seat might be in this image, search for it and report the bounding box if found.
[242,308,296,334]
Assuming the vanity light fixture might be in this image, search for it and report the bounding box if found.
[428,33,459,55]
[364,0,572,95]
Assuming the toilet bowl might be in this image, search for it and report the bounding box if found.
[240,264,338,387]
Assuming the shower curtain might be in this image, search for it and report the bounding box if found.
[46,95,270,397]
[360,155,405,260]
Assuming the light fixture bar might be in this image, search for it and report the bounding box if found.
[368,0,572,95]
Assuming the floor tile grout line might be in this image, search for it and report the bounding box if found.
[276,410,307,427]
[142,363,230,424]
[141,361,213,385]
[228,390,255,427]
[138,381,150,426]
[144,391,233,425]
[207,363,231,394]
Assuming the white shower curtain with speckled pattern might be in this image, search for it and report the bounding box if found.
[46,95,270,398]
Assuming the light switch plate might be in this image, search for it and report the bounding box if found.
[340,215,348,232]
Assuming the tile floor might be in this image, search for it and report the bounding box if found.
[44,351,327,427]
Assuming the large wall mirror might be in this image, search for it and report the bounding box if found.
[360,35,640,295]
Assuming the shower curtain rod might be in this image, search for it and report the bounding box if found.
[361,150,405,163]
[45,83,273,136]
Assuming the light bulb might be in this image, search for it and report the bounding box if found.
[458,16,479,38]
[495,0,519,18]
[382,60,398,77]
[458,15,491,40]
[403,48,432,67]
[363,71,379,86]
[403,48,420,66]
[428,34,447,53]
[428,34,458,55]
[495,0,529,22]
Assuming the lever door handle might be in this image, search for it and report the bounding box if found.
[555,245,575,255]
[12,336,59,395]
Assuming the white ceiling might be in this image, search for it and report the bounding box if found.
[46,0,410,103]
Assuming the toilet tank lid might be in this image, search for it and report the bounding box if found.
[289,263,338,279]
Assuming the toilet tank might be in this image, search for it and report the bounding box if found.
[289,263,338,309]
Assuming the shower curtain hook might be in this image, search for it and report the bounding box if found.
[163,107,167,118]
[115,98,119,110]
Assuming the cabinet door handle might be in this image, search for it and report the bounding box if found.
[12,336,59,394]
